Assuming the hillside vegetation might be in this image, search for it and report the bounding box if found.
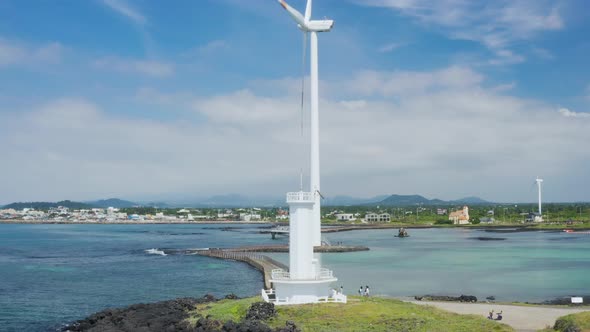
[541,311,590,332]
[188,296,513,332]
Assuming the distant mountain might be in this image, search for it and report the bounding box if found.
[141,201,177,208]
[2,200,94,210]
[452,196,490,204]
[376,194,490,206]
[87,198,138,208]
[2,194,492,210]
[191,194,389,207]
[323,195,389,206]
[194,194,283,208]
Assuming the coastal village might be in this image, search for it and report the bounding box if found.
[1,203,584,224]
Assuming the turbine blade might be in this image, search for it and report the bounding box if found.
[278,0,307,27]
[304,0,312,21]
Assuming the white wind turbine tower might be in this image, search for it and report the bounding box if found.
[278,0,332,248]
[535,177,544,222]
[260,0,345,305]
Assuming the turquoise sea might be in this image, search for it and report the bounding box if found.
[1,224,589,331]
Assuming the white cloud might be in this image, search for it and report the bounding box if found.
[558,108,590,118]
[0,38,63,67]
[0,40,26,66]
[340,66,483,97]
[378,42,404,53]
[339,100,367,110]
[193,90,296,125]
[355,0,563,65]
[94,57,174,77]
[531,47,555,60]
[488,49,525,66]
[196,40,229,53]
[102,0,146,25]
[2,66,589,202]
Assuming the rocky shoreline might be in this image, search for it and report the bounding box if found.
[61,294,298,332]
[414,294,478,303]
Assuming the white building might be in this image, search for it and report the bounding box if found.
[335,213,355,221]
[240,213,261,222]
[365,213,391,223]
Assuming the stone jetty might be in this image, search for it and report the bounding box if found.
[194,244,368,289]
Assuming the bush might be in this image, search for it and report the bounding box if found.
[554,316,581,332]
[435,219,453,225]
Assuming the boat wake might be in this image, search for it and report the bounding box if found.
[145,248,167,256]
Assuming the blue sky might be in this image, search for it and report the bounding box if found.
[1,0,589,203]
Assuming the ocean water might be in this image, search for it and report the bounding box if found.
[0,224,271,332]
[318,228,590,302]
[1,224,589,331]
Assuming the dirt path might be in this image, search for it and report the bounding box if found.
[408,300,589,332]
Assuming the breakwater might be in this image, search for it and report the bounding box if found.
[193,245,368,288]
[195,249,287,288]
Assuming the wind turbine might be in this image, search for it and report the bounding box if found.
[536,177,543,216]
[278,0,333,247]
[266,0,342,305]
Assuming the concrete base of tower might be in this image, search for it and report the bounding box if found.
[262,269,347,305]
[262,276,346,305]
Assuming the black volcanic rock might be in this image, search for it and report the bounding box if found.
[63,297,206,332]
[415,294,477,303]
[469,237,506,241]
[245,302,276,321]
[63,295,298,332]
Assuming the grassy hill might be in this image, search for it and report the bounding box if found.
[540,311,590,332]
[187,296,513,332]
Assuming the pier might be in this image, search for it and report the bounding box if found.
[194,244,368,288]
[261,224,433,239]
[260,225,289,239]
[195,249,287,289]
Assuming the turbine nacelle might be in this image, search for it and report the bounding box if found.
[278,0,334,32]
[302,19,334,32]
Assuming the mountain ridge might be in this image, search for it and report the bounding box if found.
[2,194,491,209]
[376,194,490,206]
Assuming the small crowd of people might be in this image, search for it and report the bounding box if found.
[330,286,344,297]
[358,285,370,297]
[487,310,503,321]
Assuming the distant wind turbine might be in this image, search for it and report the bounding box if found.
[536,177,543,216]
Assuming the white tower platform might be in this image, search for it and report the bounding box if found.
[262,192,345,305]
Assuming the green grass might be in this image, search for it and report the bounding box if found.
[189,296,514,332]
[539,311,590,332]
[186,297,258,325]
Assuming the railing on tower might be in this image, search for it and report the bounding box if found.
[286,191,315,203]
[271,268,334,280]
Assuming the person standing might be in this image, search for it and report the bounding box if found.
[364,285,370,297]
[340,286,344,295]
[358,286,363,296]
